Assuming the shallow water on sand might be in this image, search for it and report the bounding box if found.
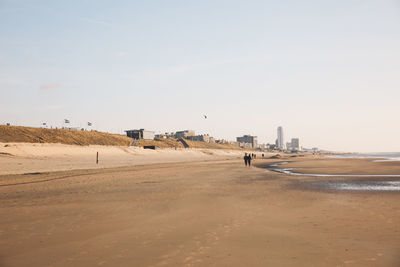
[327,152,400,162]
[268,162,400,178]
[307,180,400,191]
[266,162,400,192]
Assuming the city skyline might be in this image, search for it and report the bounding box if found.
[1,1,399,152]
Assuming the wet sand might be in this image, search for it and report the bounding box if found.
[0,156,399,266]
[276,156,400,175]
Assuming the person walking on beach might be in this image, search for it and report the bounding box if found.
[248,153,252,166]
[244,153,249,166]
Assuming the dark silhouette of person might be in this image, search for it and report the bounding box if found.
[262,153,264,158]
[244,153,248,166]
[248,154,252,166]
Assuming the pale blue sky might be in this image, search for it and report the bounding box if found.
[1,0,399,152]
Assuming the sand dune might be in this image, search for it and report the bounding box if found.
[0,125,243,150]
[0,125,132,146]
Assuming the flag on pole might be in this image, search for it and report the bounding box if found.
[87,122,92,126]
[64,119,70,123]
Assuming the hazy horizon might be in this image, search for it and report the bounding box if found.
[1,0,399,152]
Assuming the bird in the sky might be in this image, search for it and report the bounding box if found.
[204,115,207,119]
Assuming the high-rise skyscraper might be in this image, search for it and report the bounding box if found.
[277,126,285,150]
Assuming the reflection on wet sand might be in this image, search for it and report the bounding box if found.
[304,180,400,192]
[266,162,400,191]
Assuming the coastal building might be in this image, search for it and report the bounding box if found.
[186,134,217,143]
[285,138,300,151]
[187,134,210,143]
[291,138,300,151]
[236,135,258,148]
[125,129,155,140]
[238,142,253,148]
[277,126,285,150]
[258,143,270,150]
[175,130,195,139]
[286,142,292,150]
[267,144,277,150]
[156,130,216,143]
[155,132,175,139]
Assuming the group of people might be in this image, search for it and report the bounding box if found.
[243,153,265,167]
[243,153,253,166]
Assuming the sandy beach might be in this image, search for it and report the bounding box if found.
[0,148,399,266]
[3,0,399,265]
[0,142,252,175]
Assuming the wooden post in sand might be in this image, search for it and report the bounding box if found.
[96,152,99,164]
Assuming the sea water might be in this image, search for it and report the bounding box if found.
[328,152,400,162]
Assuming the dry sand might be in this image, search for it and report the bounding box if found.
[0,151,399,266]
[0,142,253,175]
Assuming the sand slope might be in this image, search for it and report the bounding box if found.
[0,125,132,146]
[0,125,245,150]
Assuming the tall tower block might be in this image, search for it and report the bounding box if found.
[277,126,285,150]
